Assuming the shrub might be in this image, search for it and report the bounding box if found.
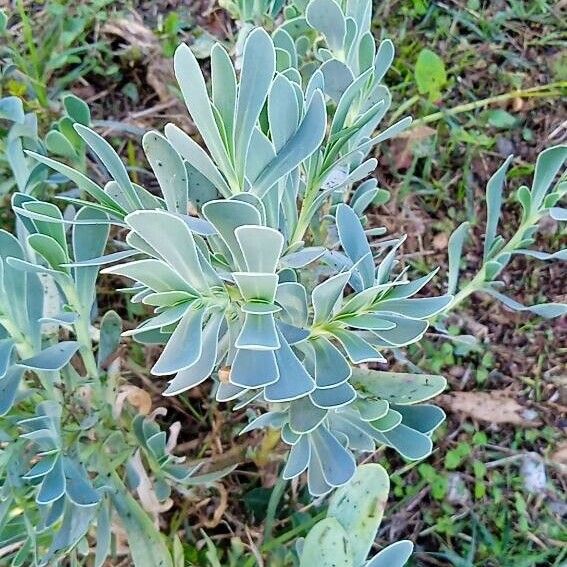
[0,0,565,564]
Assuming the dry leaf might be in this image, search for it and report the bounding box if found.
[102,14,182,109]
[115,385,152,417]
[102,15,159,53]
[432,232,449,250]
[439,391,541,426]
[131,451,173,521]
[389,125,437,170]
[550,441,567,466]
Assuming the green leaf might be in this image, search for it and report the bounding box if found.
[45,130,78,160]
[301,518,353,566]
[352,369,447,404]
[487,109,517,129]
[110,478,173,567]
[327,463,389,565]
[415,48,447,101]
[0,10,7,33]
[63,94,90,126]
[447,222,469,294]
[28,233,69,272]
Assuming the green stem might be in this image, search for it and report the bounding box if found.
[74,310,99,380]
[16,0,48,107]
[242,510,327,567]
[289,177,321,248]
[64,285,99,380]
[0,315,35,359]
[262,510,326,551]
[389,93,420,123]
[412,82,566,127]
[263,474,288,543]
[441,212,540,315]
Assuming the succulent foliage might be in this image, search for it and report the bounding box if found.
[0,0,565,565]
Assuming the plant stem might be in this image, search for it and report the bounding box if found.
[63,284,99,380]
[242,510,327,567]
[74,310,99,380]
[262,510,326,551]
[263,474,288,543]
[412,82,567,127]
[441,212,539,315]
[289,177,321,248]
[16,0,48,107]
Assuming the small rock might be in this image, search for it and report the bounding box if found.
[446,473,471,506]
[520,453,546,494]
[496,137,515,156]
[432,232,449,250]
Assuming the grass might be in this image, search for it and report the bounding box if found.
[0,0,565,565]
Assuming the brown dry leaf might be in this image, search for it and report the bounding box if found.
[550,441,567,466]
[432,232,449,250]
[439,391,540,426]
[102,14,181,108]
[218,367,231,384]
[115,385,152,416]
[390,125,436,170]
[102,15,159,53]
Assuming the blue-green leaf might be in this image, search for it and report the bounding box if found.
[234,28,275,182]
[18,342,79,371]
[230,348,279,388]
[447,222,469,294]
[366,541,413,567]
[266,333,315,401]
[252,90,326,197]
[152,304,204,375]
[163,312,223,395]
[484,156,512,261]
[306,0,346,52]
[485,289,567,319]
[143,131,188,214]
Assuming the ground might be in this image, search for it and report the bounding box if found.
[0,1,566,565]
